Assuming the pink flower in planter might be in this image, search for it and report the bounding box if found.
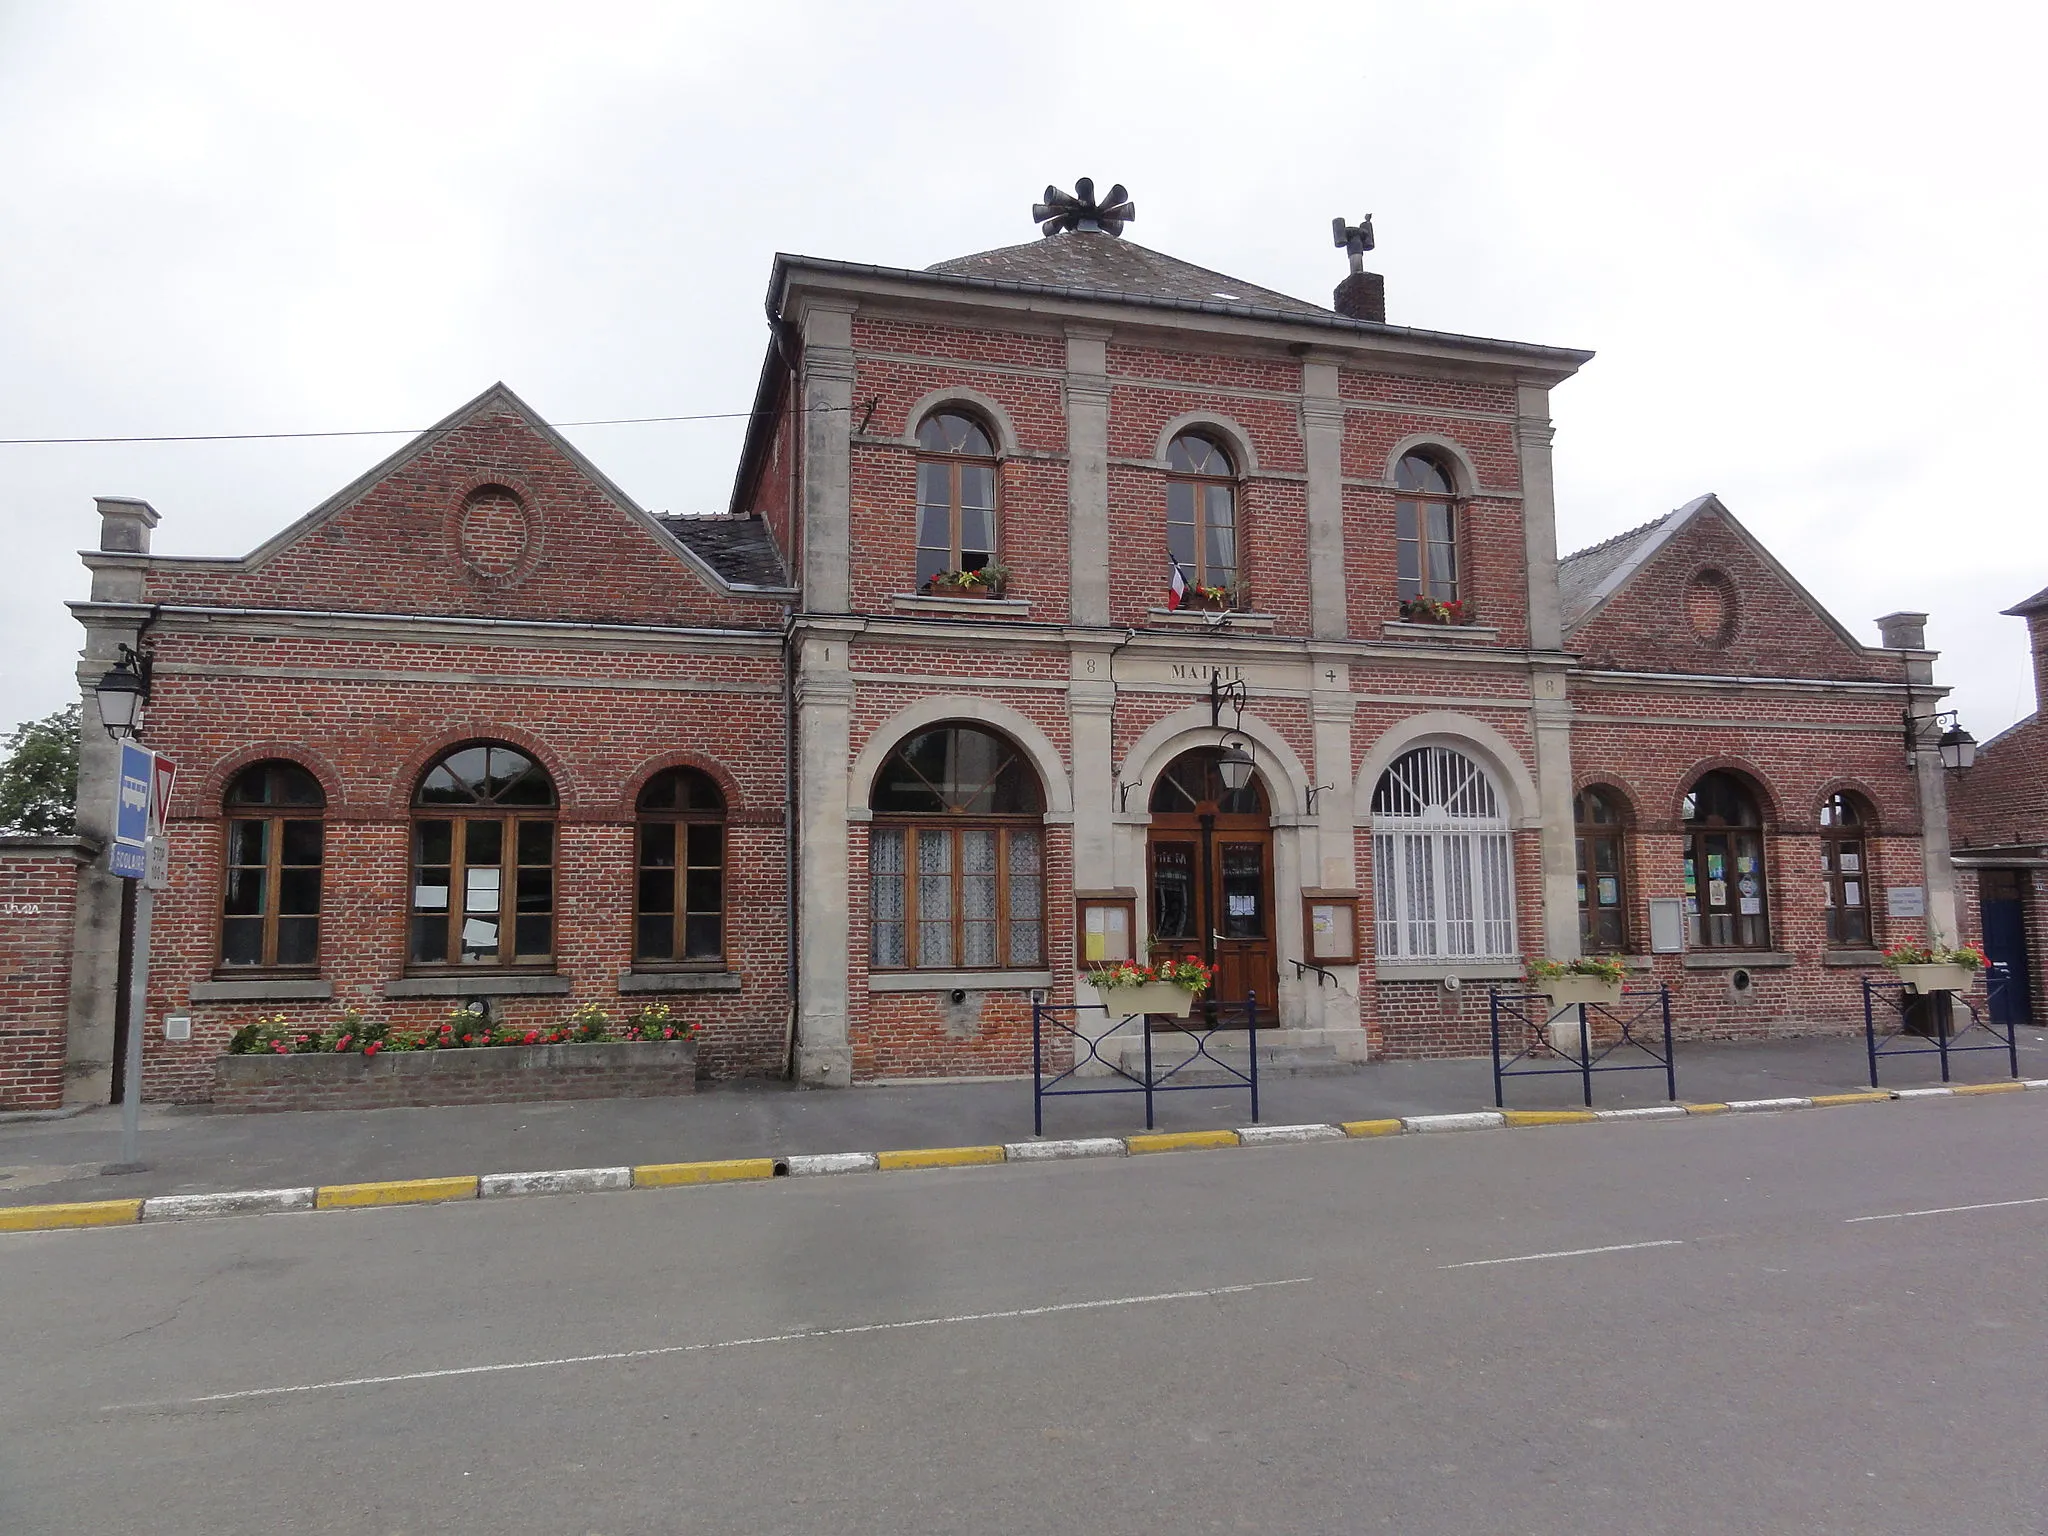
[364,1042,381,1057]
[524,1030,538,1044]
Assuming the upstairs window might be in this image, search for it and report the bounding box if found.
[1820,791,1873,948]
[219,761,325,969]
[1166,432,1238,596]
[635,767,727,967]
[916,411,997,587]
[1371,745,1515,960]
[1682,771,1769,949]
[1574,786,1629,952]
[410,744,556,968]
[1395,452,1458,603]
[870,725,1045,972]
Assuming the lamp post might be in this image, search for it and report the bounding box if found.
[93,643,156,1172]
[1904,707,1976,773]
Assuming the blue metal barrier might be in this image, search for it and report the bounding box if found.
[1031,992,1259,1134]
[1489,985,1676,1108]
[1863,974,2017,1087]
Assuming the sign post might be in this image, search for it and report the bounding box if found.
[105,744,174,1174]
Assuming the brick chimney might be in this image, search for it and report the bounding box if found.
[1332,271,1386,323]
[2003,587,2048,715]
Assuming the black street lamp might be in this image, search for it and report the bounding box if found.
[93,644,152,740]
[1903,707,1976,773]
[1215,740,1257,795]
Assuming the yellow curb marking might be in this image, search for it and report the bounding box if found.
[1126,1129,1241,1154]
[1950,1081,2026,1096]
[1684,1103,1729,1115]
[1339,1119,1404,1138]
[1501,1109,1598,1127]
[315,1176,478,1209]
[0,1198,144,1233]
[1810,1092,1892,1107]
[876,1145,1007,1171]
[633,1158,777,1186]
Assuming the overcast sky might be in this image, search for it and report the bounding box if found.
[3,0,2042,746]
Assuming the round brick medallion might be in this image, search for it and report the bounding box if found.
[1685,568,1737,648]
[459,487,529,581]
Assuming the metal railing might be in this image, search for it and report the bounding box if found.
[1489,985,1677,1108]
[1031,992,1260,1134]
[1863,972,2018,1087]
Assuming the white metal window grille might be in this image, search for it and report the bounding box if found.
[1371,745,1515,959]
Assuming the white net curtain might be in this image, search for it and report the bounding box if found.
[1371,745,1516,960]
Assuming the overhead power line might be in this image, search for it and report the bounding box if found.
[0,403,849,447]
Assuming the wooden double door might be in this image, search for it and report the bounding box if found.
[1145,749,1280,1024]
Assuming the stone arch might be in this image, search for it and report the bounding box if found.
[1152,411,1261,475]
[1573,770,1645,826]
[1119,706,1310,818]
[901,387,1022,457]
[1812,775,1908,835]
[847,696,1072,819]
[1670,756,1780,826]
[1383,433,1482,497]
[1353,712,1540,828]
[616,749,750,822]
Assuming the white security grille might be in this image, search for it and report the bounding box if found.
[1370,746,1515,960]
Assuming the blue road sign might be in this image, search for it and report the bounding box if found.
[111,741,154,880]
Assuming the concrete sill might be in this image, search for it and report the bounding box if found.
[619,970,742,994]
[1145,607,1277,632]
[1380,621,1501,643]
[384,973,572,998]
[1681,951,1795,970]
[189,977,334,1003]
[1824,950,1888,968]
[891,594,1031,617]
[869,969,1053,993]
[1376,961,1525,983]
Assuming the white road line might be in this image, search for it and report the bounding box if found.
[108,1277,1313,1411]
[1845,1195,2048,1224]
[1440,1239,1684,1270]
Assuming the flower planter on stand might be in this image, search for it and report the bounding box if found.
[1100,982,1196,1019]
[1542,975,1625,1009]
[1895,963,1973,995]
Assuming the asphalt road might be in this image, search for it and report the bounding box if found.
[4,1096,2045,1534]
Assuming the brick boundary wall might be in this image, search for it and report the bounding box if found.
[0,836,96,1111]
[210,1039,698,1112]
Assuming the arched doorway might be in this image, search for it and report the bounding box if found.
[1147,747,1279,1022]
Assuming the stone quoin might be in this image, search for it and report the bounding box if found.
[13,182,2026,1111]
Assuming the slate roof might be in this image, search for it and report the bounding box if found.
[2002,584,2048,617]
[1557,514,1674,628]
[657,514,789,590]
[926,231,1335,320]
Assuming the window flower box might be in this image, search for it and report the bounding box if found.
[1396,595,1476,625]
[924,565,1010,599]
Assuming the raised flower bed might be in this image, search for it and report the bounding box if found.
[211,1004,699,1112]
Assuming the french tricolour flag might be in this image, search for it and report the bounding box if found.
[1166,560,1188,611]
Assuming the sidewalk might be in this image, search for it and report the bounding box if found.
[6,1030,2046,1209]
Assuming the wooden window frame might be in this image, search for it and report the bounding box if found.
[915,413,999,587]
[634,804,727,970]
[1394,453,1459,604]
[870,819,1044,972]
[1681,775,1771,951]
[1820,793,1876,949]
[409,811,557,971]
[1165,433,1240,597]
[217,812,325,974]
[1574,791,1630,953]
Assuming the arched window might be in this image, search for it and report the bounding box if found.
[870,724,1045,971]
[1574,786,1629,952]
[410,743,556,967]
[1682,771,1768,949]
[1395,452,1458,603]
[1166,431,1238,600]
[916,410,997,588]
[219,760,325,969]
[1820,791,1874,947]
[1370,746,1514,959]
[635,768,726,966]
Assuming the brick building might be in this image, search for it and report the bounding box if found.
[1950,588,2048,1026]
[37,186,1969,1106]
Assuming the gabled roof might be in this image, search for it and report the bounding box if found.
[925,232,1335,320]
[1558,492,1870,654]
[657,514,789,590]
[2002,584,2048,617]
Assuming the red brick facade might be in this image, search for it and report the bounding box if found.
[0,838,92,1110]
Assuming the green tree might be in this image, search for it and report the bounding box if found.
[0,703,80,836]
